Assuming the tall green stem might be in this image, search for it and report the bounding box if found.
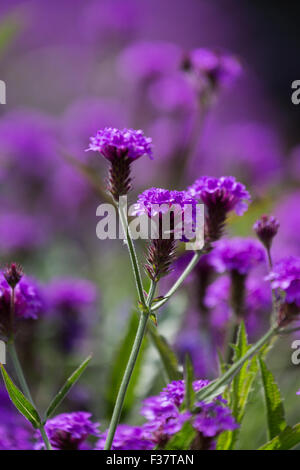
[118,201,146,306]
[104,280,156,450]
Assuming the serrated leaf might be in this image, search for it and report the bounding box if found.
[106,312,147,418]
[45,355,92,421]
[148,321,182,382]
[184,355,195,411]
[164,421,196,450]
[0,364,41,428]
[258,357,287,440]
[259,424,300,450]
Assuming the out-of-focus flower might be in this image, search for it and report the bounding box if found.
[87,127,153,200]
[132,188,197,281]
[204,275,272,339]
[273,192,300,257]
[188,177,250,247]
[35,412,100,450]
[0,271,44,337]
[186,48,242,90]
[118,41,182,83]
[266,257,300,326]
[96,425,153,450]
[0,212,47,254]
[296,389,300,396]
[0,387,34,450]
[209,238,265,275]
[253,215,280,251]
[193,122,283,189]
[0,109,58,181]
[266,257,300,308]
[46,278,98,352]
[141,380,237,449]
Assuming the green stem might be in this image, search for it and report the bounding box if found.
[118,201,146,306]
[7,339,52,450]
[151,251,202,311]
[195,324,278,403]
[104,281,156,450]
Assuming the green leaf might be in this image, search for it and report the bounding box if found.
[259,424,300,450]
[106,312,148,418]
[0,364,41,428]
[164,421,196,450]
[258,357,287,440]
[217,322,259,450]
[45,355,92,421]
[183,355,195,411]
[148,321,182,382]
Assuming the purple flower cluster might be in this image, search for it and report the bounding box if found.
[253,215,280,250]
[266,257,300,307]
[188,176,251,216]
[188,48,242,89]
[209,238,266,275]
[204,275,272,338]
[87,127,153,162]
[140,380,237,448]
[96,425,153,450]
[35,412,100,450]
[0,271,44,336]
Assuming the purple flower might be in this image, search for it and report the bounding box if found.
[209,238,266,275]
[193,402,238,438]
[140,380,237,448]
[0,272,44,336]
[188,176,251,216]
[0,425,33,450]
[96,425,153,450]
[266,257,300,307]
[0,212,47,254]
[132,188,198,281]
[88,127,153,200]
[87,127,153,162]
[187,48,242,89]
[253,215,280,250]
[204,274,272,339]
[35,412,100,450]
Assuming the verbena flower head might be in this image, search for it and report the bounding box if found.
[253,215,280,250]
[266,257,300,307]
[132,188,198,281]
[35,412,100,450]
[140,379,237,449]
[0,272,44,337]
[87,127,153,200]
[209,238,265,275]
[188,177,250,247]
[87,127,153,162]
[96,425,153,450]
[184,48,242,92]
[188,176,250,216]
